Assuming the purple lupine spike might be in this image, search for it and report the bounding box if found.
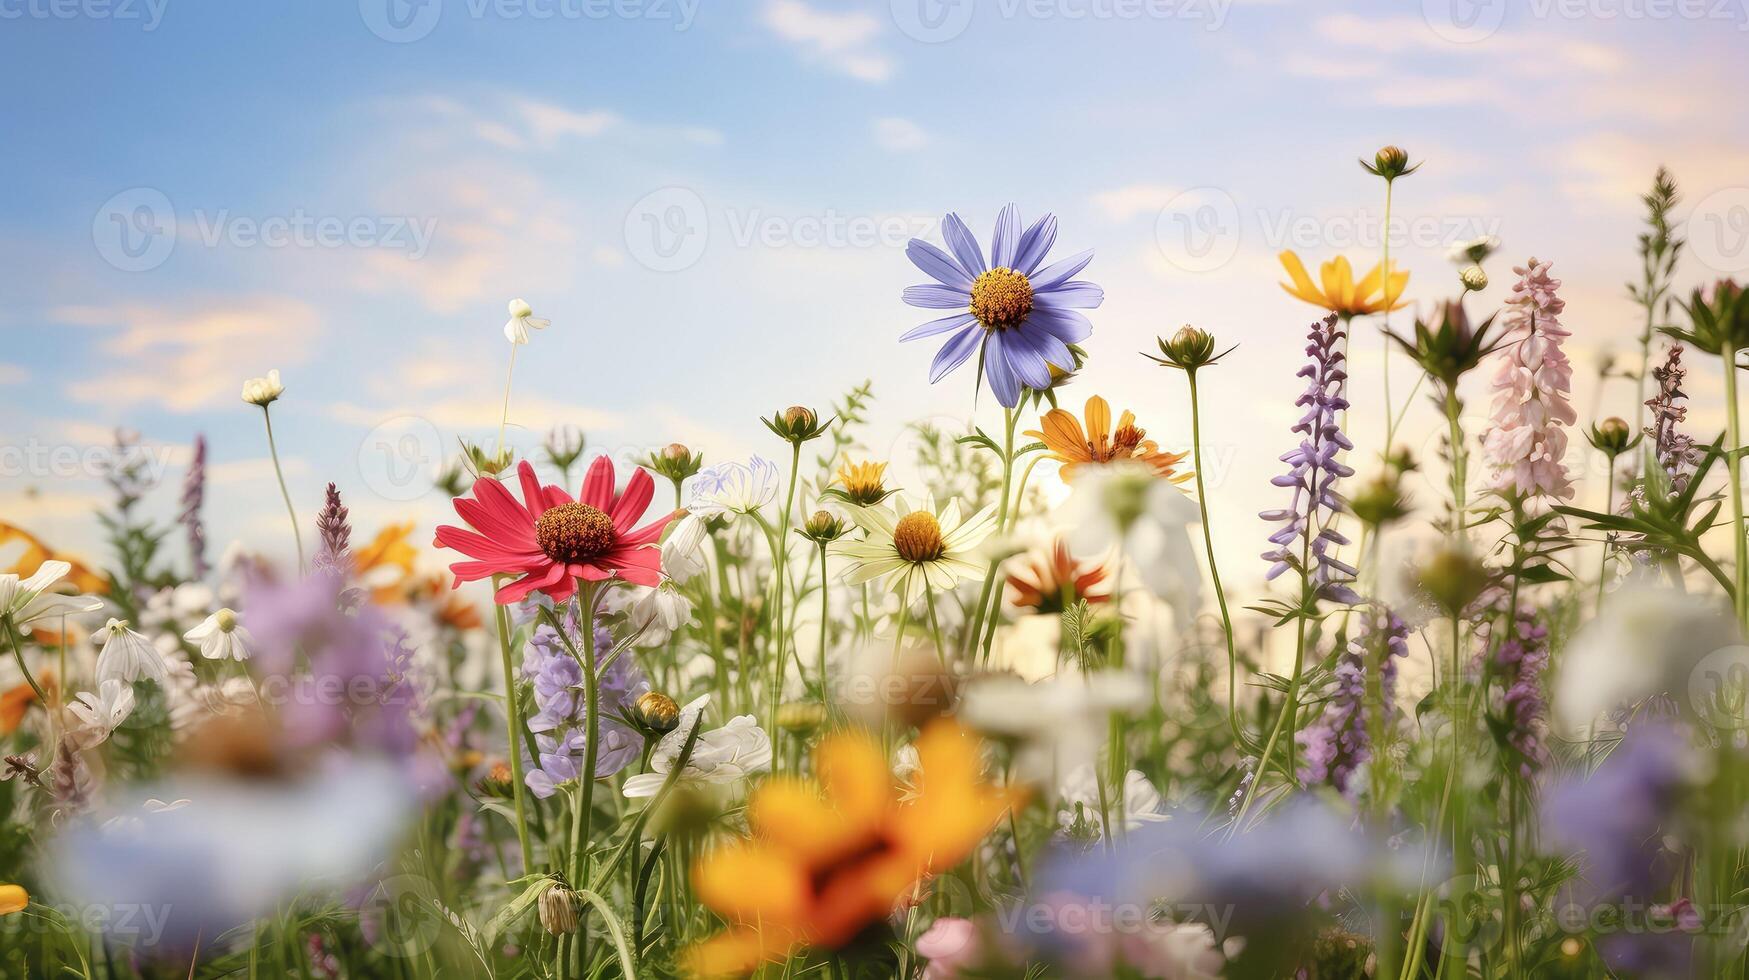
[1491,606,1550,776]
[179,434,208,579]
[519,605,648,798]
[1260,313,1359,603]
[1644,343,1699,494]
[312,482,353,576]
[1298,610,1409,795]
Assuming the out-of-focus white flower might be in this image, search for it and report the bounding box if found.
[959,670,1148,779]
[240,370,284,406]
[626,585,693,647]
[1060,462,1203,623]
[662,513,709,583]
[689,458,780,516]
[94,619,170,687]
[1057,764,1168,834]
[623,700,772,797]
[67,680,136,743]
[0,560,104,631]
[183,608,254,661]
[503,298,550,345]
[1555,587,1740,732]
[142,583,215,633]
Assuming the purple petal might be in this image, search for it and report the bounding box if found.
[1002,329,1053,390]
[1013,214,1057,275]
[929,325,984,384]
[1030,248,1093,290]
[906,239,972,288]
[901,312,976,343]
[991,203,1020,269]
[1036,280,1104,310]
[983,331,1021,407]
[941,213,987,276]
[903,283,972,309]
[1028,306,1093,344]
[1016,320,1073,373]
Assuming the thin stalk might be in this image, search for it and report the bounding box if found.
[816,542,830,696]
[1187,372,1243,747]
[1596,454,1617,612]
[490,585,535,873]
[1380,178,1398,450]
[259,406,305,572]
[495,343,519,458]
[1725,348,1748,627]
[965,409,1019,664]
[769,443,802,745]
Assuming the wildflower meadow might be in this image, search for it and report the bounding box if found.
[4,11,1749,980]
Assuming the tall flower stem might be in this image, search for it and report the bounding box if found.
[815,542,830,695]
[1379,178,1398,450]
[769,443,802,742]
[1596,453,1618,612]
[495,344,519,459]
[259,405,305,572]
[965,408,1019,665]
[1725,347,1748,627]
[489,583,535,874]
[1229,531,1313,836]
[1186,371,1242,746]
[3,618,48,707]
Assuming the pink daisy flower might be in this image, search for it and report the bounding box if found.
[436,458,672,604]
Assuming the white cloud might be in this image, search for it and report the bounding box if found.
[761,0,893,82]
[55,296,322,412]
[515,100,620,147]
[0,363,25,385]
[872,117,926,152]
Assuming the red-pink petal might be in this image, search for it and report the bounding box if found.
[495,560,566,604]
[580,456,615,510]
[610,467,656,527]
[517,461,546,521]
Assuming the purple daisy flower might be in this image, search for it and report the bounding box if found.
[901,203,1101,407]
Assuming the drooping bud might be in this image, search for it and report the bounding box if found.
[538,888,580,936]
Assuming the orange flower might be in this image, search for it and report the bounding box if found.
[1008,540,1109,613]
[1026,395,1191,484]
[0,522,107,595]
[1,671,56,735]
[684,721,1021,977]
[355,523,418,604]
[1278,251,1408,318]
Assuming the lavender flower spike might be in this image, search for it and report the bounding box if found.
[1299,610,1409,795]
[1645,343,1699,494]
[1260,313,1359,603]
[312,482,353,576]
[179,434,208,579]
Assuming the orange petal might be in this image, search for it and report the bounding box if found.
[682,925,796,979]
[692,841,810,927]
[1277,251,1325,306]
[1321,256,1355,313]
[1083,396,1112,456]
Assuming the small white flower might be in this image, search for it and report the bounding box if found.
[689,458,780,516]
[1057,764,1168,835]
[1555,587,1739,732]
[959,670,1149,780]
[0,560,104,631]
[67,680,136,743]
[183,608,254,661]
[626,585,693,648]
[240,369,284,406]
[94,619,170,687]
[503,297,551,345]
[623,701,773,798]
[662,513,709,584]
[1062,461,1204,624]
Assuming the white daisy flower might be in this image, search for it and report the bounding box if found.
[834,491,999,606]
[0,560,105,631]
[240,369,284,406]
[183,608,254,661]
[67,680,136,743]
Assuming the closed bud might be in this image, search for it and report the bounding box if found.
[1349,474,1411,528]
[1413,547,1490,616]
[1459,265,1488,293]
[1588,416,1635,455]
[538,888,580,936]
[783,406,815,430]
[1364,145,1418,180]
[764,405,830,444]
[663,442,691,462]
[633,691,680,733]
[776,701,828,734]
[802,509,848,543]
[1150,325,1229,371]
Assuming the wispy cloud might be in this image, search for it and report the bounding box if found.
[872,117,926,152]
[761,0,893,82]
[1091,184,1184,222]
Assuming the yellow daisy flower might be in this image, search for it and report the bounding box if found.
[1278,251,1408,318]
[1026,394,1193,484]
[833,493,997,605]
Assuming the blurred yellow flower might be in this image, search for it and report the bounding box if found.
[683,721,1021,977]
[0,884,26,915]
[1279,251,1407,318]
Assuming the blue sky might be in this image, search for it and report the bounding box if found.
[3,0,1748,580]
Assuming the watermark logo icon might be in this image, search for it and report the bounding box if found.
[358,416,446,502]
[891,0,974,42]
[93,188,175,273]
[1689,187,1749,275]
[624,187,709,272]
[1154,187,1240,274]
[1422,0,1507,42]
[361,0,442,42]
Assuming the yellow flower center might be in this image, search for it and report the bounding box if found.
[215,608,238,633]
[535,503,617,564]
[969,267,1033,329]
[892,511,945,563]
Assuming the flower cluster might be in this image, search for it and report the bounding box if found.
[1298,610,1408,795]
[1482,257,1576,500]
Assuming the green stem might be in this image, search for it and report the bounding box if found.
[1187,372,1243,748]
[770,443,802,745]
[1725,348,1747,628]
[260,406,305,572]
[817,543,830,695]
[1596,455,1617,612]
[967,409,1020,666]
[1381,178,1398,451]
[495,343,518,459]
[490,587,536,874]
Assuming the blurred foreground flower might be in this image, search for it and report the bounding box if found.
[0,884,25,915]
[683,721,1019,976]
[902,203,1100,407]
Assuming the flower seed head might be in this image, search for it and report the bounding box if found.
[969,267,1034,329]
[534,503,616,564]
[892,511,945,563]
